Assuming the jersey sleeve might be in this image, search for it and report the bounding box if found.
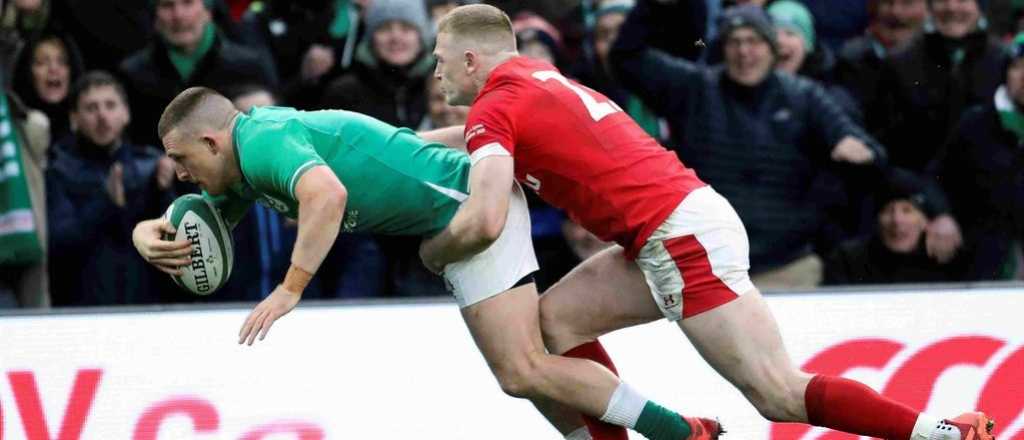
[202,191,252,228]
[464,89,518,166]
[239,120,327,200]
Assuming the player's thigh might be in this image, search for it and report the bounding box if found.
[461,283,546,371]
[679,289,810,411]
[539,245,663,353]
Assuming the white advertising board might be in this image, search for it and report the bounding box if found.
[0,287,1022,439]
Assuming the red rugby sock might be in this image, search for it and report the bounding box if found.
[805,374,919,440]
[564,340,629,440]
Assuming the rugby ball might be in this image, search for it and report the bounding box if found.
[162,194,234,295]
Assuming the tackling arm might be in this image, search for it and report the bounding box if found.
[419,155,515,273]
[417,125,467,151]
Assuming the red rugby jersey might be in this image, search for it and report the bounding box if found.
[465,57,705,259]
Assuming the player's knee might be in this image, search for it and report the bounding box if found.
[742,368,806,423]
[538,294,573,346]
[492,352,546,399]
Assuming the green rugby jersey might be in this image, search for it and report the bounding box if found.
[209,106,470,236]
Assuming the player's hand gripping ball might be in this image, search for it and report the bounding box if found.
[162,194,234,295]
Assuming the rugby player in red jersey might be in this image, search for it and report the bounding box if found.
[420,4,995,440]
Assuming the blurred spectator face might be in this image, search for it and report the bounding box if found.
[594,11,627,67]
[232,90,275,114]
[430,2,459,28]
[155,0,212,52]
[930,0,981,39]
[775,28,807,74]
[724,28,774,86]
[520,40,557,64]
[874,0,928,46]
[878,200,928,253]
[71,85,130,148]
[373,20,422,67]
[562,220,612,261]
[427,77,468,127]
[30,38,71,105]
[14,0,43,12]
[1007,58,1024,107]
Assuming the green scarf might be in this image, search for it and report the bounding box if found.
[329,0,353,38]
[995,85,1024,141]
[167,22,217,82]
[0,93,43,264]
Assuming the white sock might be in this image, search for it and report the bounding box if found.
[565,426,592,440]
[599,382,648,429]
[910,414,959,440]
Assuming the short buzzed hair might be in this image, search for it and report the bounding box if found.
[157,86,236,140]
[436,4,516,52]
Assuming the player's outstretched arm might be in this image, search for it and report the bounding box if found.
[132,218,192,276]
[419,155,514,273]
[238,165,347,346]
[417,125,466,151]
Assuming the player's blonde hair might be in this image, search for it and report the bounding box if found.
[436,4,516,53]
[158,86,237,141]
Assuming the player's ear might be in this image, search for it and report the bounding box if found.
[201,134,219,155]
[464,50,477,73]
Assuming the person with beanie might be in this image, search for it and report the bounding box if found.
[119,0,278,147]
[869,0,1004,173]
[835,0,928,114]
[513,11,564,67]
[320,0,444,298]
[824,167,961,285]
[927,32,1024,280]
[611,0,887,288]
[768,0,861,122]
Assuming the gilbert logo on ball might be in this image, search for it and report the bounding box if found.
[162,194,234,295]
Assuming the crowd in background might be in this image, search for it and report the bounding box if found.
[0,0,1022,308]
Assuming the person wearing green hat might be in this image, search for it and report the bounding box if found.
[119,0,278,148]
[928,32,1024,281]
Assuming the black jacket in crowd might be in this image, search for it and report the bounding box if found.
[611,0,887,273]
[118,29,278,146]
[870,28,1006,172]
[824,235,958,285]
[931,103,1024,280]
[46,137,176,306]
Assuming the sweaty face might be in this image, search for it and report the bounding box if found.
[155,0,211,51]
[724,28,774,86]
[874,0,927,47]
[775,28,806,74]
[878,200,928,253]
[433,32,476,106]
[163,130,226,194]
[72,85,130,148]
[31,39,71,105]
[373,20,422,67]
[930,0,981,39]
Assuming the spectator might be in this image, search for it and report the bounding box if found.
[420,75,468,130]
[320,0,433,128]
[824,168,959,285]
[50,0,153,72]
[929,32,1024,280]
[427,0,476,28]
[870,0,1005,172]
[514,11,564,67]
[611,1,887,288]
[46,71,177,305]
[795,0,872,52]
[119,0,278,147]
[11,31,84,145]
[238,0,362,109]
[768,0,862,121]
[0,0,52,78]
[574,0,666,140]
[0,79,50,308]
[836,0,929,112]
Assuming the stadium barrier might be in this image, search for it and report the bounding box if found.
[1,284,1022,439]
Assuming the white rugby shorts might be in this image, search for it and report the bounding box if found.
[635,186,755,321]
[444,183,539,307]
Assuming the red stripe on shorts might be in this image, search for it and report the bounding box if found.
[663,234,738,318]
